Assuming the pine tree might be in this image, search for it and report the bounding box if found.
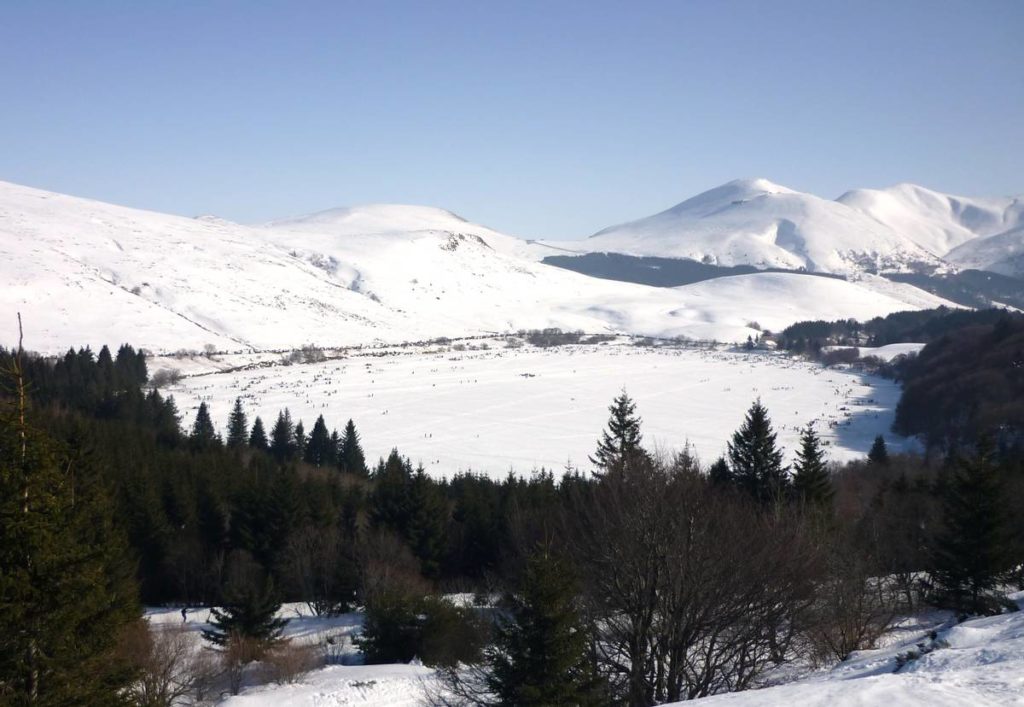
[0,341,140,703]
[190,402,219,449]
[929,442,1013,616]
[304,415,332,467]
[590,390,646,476]
[867,435,889,465]
[327,429,341,468]
[249,416,269,451]
[226,397,248,449]
[485,551,604,706]
[155,394,182,446]
[96,344,114,390]
[407,466,448,578]
[727,399,788,502]
[202,575,288,654]
[339,419,367,476]
[792,425,833,507]
[708,456,733,486]
[293,421,307,462]
[269,409,294,461]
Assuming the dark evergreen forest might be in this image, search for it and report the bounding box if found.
[2,329,1022,704]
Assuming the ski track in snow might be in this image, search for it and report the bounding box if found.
[166,342,905,476]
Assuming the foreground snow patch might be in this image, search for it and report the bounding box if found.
[219,664,434,707]
[681,594,1024,707]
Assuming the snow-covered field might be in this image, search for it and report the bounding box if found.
[166,340,906,476]
[145,593,1024,706]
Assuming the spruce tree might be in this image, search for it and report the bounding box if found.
[293,420,307,462]
[190,401,219,449]
[269,409,294,461]
[327,429,341,468]
[590,390,646,475]
[339,419,367,476]
[226,397,248,449]
[867,435,890,465]
[929,442,1013,616]
[407,466,448,578]
[0,344,140,703]
[708,456,733,486]
[304,415,332,467]
[249,416,269,451]
[155,394,182,446]
[792,425,833,507]
[485,551,604,706]
[727,399,788,502]
[202,575,288,654]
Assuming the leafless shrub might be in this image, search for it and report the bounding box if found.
[222,632,262,695]
[567,457,818,703]
[282,524,356,616]
[357,531,429,605]
[150,368,183,388]
[301,345,326,363]
[118,620,218,706]
[802,536,904,664]
[257,641,322,685]
[524,328,583,347]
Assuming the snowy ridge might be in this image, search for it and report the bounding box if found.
[547,178,1024,277]
[0,179,956,354]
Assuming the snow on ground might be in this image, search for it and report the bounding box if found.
[679,593,1024,707]
[146,604,436,706]
[1,179,956,355]
[144,595,1024,706]
[220,664,434,707]
[167,340,906,476]
[547,178,943,274]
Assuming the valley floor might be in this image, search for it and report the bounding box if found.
[163,339,906,477]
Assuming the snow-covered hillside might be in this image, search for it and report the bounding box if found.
[549,178,1024,277]
[945,225,1024,277]
[146,592,1024,706]
[561,179,940,274]
[837,182,1024,258]
[680,593,1024,707]
[0,180,954,354]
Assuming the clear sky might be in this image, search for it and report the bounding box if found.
[1,0,1021,240]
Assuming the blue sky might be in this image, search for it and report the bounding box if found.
[1,0,1021,239]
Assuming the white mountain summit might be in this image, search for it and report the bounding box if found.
[548,178,1024,277]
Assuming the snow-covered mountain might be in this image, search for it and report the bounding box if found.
[549,178,1024,277]
[0,179,958,353]
[836,183,1024,258]
[944,225,1024,277]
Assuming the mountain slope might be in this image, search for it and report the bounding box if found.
[549,179,1024,278]
[551,179,943,274]
[944,225,1024,277]
[837,183,1024,257]
[0,180,957,354]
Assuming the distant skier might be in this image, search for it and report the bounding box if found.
[181,607,188,623]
